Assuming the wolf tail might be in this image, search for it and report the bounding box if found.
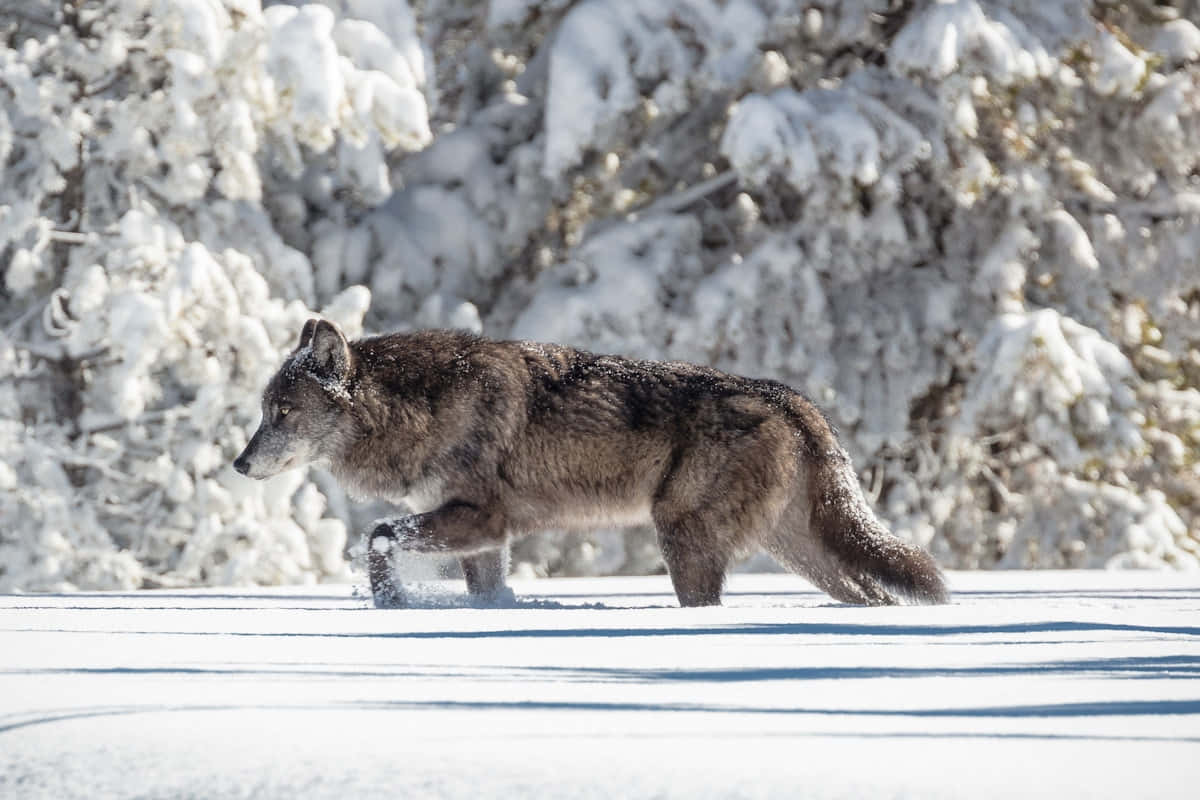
[800,454,949,606]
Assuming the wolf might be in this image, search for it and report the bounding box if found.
[234,319,948,608]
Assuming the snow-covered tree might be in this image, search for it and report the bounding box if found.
[0,0,429,589]
[3,0,1198,590]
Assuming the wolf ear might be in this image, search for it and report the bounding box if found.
[298,318,318,350]
[309,319,351,381]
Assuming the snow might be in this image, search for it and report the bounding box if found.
[1154,20,1200,64]
[890,0,1055,84]
[1,571,1198,799]
[542,0,773,177]
[1092,32,1147,98]
[957,308,1141,469]
[720,86,929,193]
[265,4,346,153]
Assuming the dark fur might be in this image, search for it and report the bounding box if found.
[235,321,949,608]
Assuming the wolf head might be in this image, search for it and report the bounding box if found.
[233,318,354,480]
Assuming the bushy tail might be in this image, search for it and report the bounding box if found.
[809,458,949,606]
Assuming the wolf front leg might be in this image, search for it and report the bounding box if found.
[367,530,409,608]
[366,503,507,609]
[460,548,513,605]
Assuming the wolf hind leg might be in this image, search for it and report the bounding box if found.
[461,547,514,605]
[660,539,729,607]
[652,511,732,607]
[650,430,794,607]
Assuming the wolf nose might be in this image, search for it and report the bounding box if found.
[233,456,249,475]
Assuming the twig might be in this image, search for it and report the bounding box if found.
[42,288,73,337]
[60,455,133,482]
[47,229,93,245]
[978,463,1014,508]
[640,169,738,217]
[866,462,885,504]
[79,408,175,435]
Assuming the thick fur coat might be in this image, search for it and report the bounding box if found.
[235,319,949,608]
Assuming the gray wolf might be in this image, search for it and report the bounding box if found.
[234,319,949,608]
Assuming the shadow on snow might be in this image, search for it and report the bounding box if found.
[2,698,1199,737]
[5,654,1200,682]
[7,619,1199,639]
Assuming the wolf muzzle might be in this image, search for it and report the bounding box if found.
[233,432,259,475]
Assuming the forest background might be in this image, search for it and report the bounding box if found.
[2,0,1198,591]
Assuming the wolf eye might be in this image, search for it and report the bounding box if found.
[277,406,291,422]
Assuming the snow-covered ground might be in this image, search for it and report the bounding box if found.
[1,570,1198,799]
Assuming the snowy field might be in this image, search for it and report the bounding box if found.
[1,571,1198,799]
